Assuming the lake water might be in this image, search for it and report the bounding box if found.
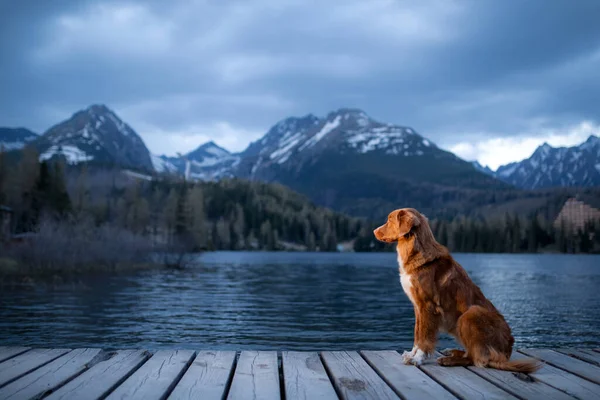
[1,252,599,351]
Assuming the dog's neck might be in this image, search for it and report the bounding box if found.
[396,234,447,274]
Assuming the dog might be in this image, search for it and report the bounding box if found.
[374,208,540,373]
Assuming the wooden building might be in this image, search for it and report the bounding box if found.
[553,197,600,233]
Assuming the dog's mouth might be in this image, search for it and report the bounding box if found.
[373,230,395,243]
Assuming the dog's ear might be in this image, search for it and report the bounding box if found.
[397,210,420,237]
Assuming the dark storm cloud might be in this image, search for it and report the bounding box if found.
[1,0,599,167]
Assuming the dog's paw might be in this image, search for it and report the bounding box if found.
[437,356,452,366]
[403,348,426,366]
[401,347,417,364]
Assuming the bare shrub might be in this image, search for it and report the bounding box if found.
[1,217,156,275]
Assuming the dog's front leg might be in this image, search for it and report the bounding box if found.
[402,306,420,364]
[404,303,440,366]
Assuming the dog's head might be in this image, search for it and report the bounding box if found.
[373,208,424,243]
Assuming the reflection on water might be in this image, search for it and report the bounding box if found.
[1,252,599,350]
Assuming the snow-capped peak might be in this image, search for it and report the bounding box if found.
[0,127,38,151]
[494,135,600,189]
[39,104,153,169]
[186,141,232,163]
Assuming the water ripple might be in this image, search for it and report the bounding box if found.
[0,252,599,350]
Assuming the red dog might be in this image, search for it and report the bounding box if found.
[374,208,540,372]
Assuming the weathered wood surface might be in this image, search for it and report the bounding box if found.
[282,351,338,400]
[0,348,30,364]
[0,348,71,387]
[105,350,195,400]
[46,350,149,400]
[0,347,599,399]
[511,352,600,400]
[556,348,600,366]
[420,351,519,400]
[361,350,456,400]
[520,348,600,384]
[168,351,236,400]
[227,351,280,400]
[321,351,399,400]
[0,348,101,400]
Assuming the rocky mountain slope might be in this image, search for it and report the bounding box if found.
[0,127,38,150]
[154,141,239,180]
[228,108,508,218]
[490,136,600,189]
[33,104,154,170]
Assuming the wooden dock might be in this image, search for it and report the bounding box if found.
[0,347,599,399]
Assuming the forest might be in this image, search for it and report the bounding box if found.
[0,146,597,276]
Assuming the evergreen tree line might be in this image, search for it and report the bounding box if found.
[0,147,72,232]
[0,148,365,251]
[353,214,599,253]
[1,148,597,254]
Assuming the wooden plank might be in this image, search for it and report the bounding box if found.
[520,348,600,384]
[227,351,280,400]
[511,351,600,400]
[168,351,236,400]
[467,357,575,400]
[361,351,456,400]
[0,348,30,364]
[0,348,71,387]
[45,350,149,400]
[0,348,102,400]
[282,351,338,400]
[556,348,600,366]
[419,353,518,400]
[106,350,195,400]
[321,351,399,400]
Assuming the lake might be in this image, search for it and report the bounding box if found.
[1,252,599,351]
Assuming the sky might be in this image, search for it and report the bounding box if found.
[1,0,600,170]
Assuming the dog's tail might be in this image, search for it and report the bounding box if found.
[488,358,542,373]
[485,347,542,373]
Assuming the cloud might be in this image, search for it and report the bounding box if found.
[449,121,600,170]
[1,0,600,164]
[139,121,264,156]
[33,3,174,61]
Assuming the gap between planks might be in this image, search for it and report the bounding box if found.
[1,348,600,400]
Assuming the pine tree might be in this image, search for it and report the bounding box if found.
[231,204,245,249]
[162,188,179,244]
[527,213,540,253]
[49,161,71,216]
[216,217,232,249]
[183,185,206,249]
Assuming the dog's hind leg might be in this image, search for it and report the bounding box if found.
[440,348,466,357]
[437,355,473,367]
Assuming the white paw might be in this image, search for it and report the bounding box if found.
[403,348,427,366]
[401,346,417,364]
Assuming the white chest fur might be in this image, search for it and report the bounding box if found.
[397,253,416,305]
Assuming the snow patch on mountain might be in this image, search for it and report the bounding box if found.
[0,128,38,151]
[494,135,600,188]
[40,145,94,163]
[299,115,342,151]
[151,154,178,173]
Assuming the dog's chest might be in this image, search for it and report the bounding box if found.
[397,255,416,305]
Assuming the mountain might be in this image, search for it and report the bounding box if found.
[494,136,600,189]
[230,108,507,218]
[471,161,495,176]
[35,104,154,171]
[153,141,239,180]
[0,127,38,150]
